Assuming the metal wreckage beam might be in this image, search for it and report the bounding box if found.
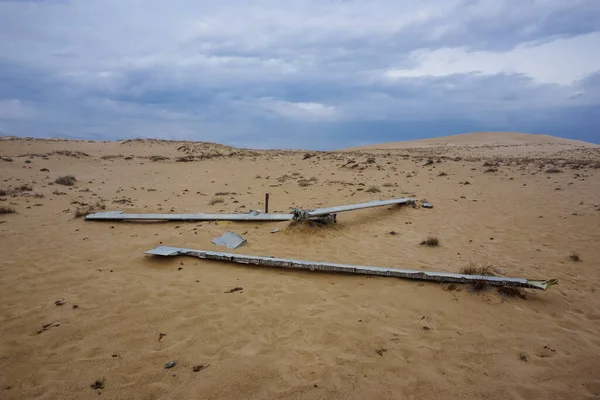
[85,198,415,222]
[145,246,558,290]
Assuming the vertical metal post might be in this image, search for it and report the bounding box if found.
[265,193,270,213]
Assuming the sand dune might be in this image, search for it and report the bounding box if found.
[345,131,598,154]
[1,135,600,399]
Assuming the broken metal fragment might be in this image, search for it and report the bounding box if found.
[145,246,557,290]
[85,198,415,222]
[212,231,247,249]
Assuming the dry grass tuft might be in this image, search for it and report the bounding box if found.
[302,153,314,160]
[498,286,527,299]
[569,252,581,262]
[149,155,169,161]
[460,263,496,291]
[460,263,496,276]
[545,167,562,173]
[277,174,291,182]
[365,185,381,193]
[55,175,77,186]
[74,202,106,218]
[101,154,124,160]
[484,168,498,173]
[208,197,224,205]
[1,184,35,197]
[0,206,16,214]
[382,182,394,187]
[420,236,440,247]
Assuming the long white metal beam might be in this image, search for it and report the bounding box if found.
[85,211,294,221]
[145,246,558,290]
[85,198,415,221]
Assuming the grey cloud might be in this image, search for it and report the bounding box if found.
[0,0,599,147]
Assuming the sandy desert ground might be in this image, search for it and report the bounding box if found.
[1,132,600,399]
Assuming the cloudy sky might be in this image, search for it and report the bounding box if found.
[1,0,599,149]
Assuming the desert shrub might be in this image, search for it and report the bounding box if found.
[74,202,105,218]
[420,236,440,247]
[208,197,224,205]
[55,175,77,186]
[149,155,169,161]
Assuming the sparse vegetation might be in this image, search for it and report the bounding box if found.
[365,185,381,193]
[298,179,311,187]
[460,263,496,276]
[21,150,89,158]
[302,153,314,160]
[366,156,376,164]
[52,190,67,195]
[460,263,496,291]
[484,168,498,173]
[420,236,440,247]
[175,155,197,162]
[208,197,224,205]
[437,172,448,177]
[74,201,106,218]
[149,155,169,161]
[308,176,318,182]
[0,184,37,197]
[545,167,562,173]
[1,156,13,162]
[90,378,105,390]
[482,161,498,167]
[382,182,394,187]
[424,159,434,166]
[55,175,77,186]
[255,174,262,179]
[53,150,89,157]
[214,191,235,196]
[0,206,16,214]
[569,252,581,262]
[498,286,527,299]
[101,154,124,160]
